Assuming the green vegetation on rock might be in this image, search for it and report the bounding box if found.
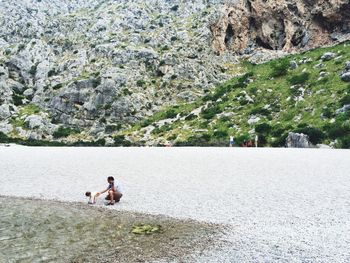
[123,41,350,148]
[131,224,162,235]
[53,126,81,138]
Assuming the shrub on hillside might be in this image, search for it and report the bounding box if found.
[213,130,228,139]
[29,64,38,76]
[250,107,271,116]
[340,94,350,105]
[270,133,288,147]
[324,121,350,139]
[52,83,63,90]
[164,109,177,119]
[113,135,132,147]
[174,133,212,146]
[12,93,25,106]
[48,69,57,77]
[72,139,106,147]
[321,107,335,118]
[234,134,251,146]
[185,114,197,121]
[288,72,310,85]
[151,124,172,135]
[201,105,222,119]
[140,119,152,127]
[340,135,350,149]
[0,132,9,142]
[136,80,146,87]
[269,124,292,147]
[105,124,122,133]
[255,123,272,135]
[53,127,80,138]
[270,58,290,77]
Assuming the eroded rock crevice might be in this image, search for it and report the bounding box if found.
[211,0,350,54]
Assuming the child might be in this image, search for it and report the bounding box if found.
[85,191,100,204]
[100,176,123,205]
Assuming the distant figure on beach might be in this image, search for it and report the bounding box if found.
[247,140,253,147]
[100,176,123,205]
[85,191,100,204]
[229,136,234,147]
[255,135,258,148]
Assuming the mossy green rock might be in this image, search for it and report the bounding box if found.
[131,224,162,235]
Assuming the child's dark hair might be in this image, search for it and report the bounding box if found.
[107,176,114,181]
[85,191,91,197]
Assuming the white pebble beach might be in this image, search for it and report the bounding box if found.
[1,146,350,262]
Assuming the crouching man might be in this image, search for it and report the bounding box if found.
[100,176,123,205]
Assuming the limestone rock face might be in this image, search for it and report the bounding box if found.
[286,132,312,148]
[0,0,238,139]
[210,0,350,54]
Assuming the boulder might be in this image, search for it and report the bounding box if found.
[177,91,196,102]
[0,104,11,120]
[286,132,311,148]
[247,115,261,125]
[340,72,350,82]
[25,115,44,129]
[321,52,336,61]
[290,60,298,69]
[23,88,34,97]
[104,137,115,146]
[0,122,13,134]
[335,104,350,115]
[319,71,327,77]
[345,61,350,71]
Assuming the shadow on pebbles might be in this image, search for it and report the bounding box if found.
[0,196,226,263]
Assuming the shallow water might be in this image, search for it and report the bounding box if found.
[0,197,219,263]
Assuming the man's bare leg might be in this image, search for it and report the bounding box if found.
[108,190,114,204]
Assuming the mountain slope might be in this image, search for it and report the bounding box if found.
[0,0,349,146]
[122,41,350,148]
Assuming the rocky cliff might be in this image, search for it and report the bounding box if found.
[0,0,349,145]
[211,0,350,54]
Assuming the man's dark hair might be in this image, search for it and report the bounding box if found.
[107,176,114,181]
[85,191,91,197]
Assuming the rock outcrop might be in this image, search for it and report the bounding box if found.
[286,132,312,148]
[210,0,350,54]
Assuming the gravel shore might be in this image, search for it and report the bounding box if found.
[1,147,350,262]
